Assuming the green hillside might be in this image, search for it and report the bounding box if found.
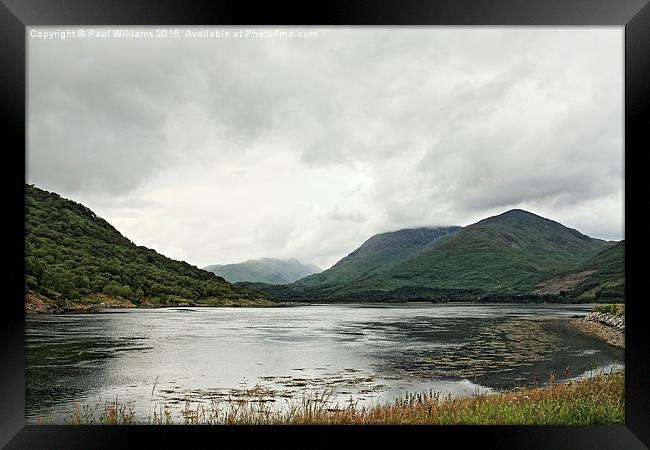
[204,258,321,284]
[253,210,619,303]
[25,184,269,308]
[295,227,461,291]
[383,210,613,291]
[26,183,622,307]
[534,240,624,302]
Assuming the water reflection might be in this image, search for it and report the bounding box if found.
[26,303,623,422]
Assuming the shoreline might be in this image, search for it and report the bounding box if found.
[25,300,311,314]
[567,309,624,348]
[26,294,602,315]
[25,291,313,314]
[25,288,616,315]
[568,318,624,348]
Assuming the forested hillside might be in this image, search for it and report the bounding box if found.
[25,184,268,308]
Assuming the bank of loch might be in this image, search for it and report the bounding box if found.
[569,304,624,348]
[24,291,280,314]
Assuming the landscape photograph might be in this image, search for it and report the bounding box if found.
[25,26,624,425]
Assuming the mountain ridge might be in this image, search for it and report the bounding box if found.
[250,209,621,303]
[25,184,623,307]
[204,258,321,284]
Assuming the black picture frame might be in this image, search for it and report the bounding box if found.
[1,0,648,448]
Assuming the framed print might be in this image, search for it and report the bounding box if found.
[1,0,648,448]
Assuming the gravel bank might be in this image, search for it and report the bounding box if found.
[569,311,624,348]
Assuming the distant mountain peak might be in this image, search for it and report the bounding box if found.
[475,209,565,229]
[502,208,534,215]
[204,258,321,284]
[491,208,544,220]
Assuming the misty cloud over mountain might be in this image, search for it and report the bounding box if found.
[28,27,623,268]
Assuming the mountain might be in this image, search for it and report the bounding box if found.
[252,210,619,303]
[204,258,321,284]
[25,184,269,309]
[293,226,462,294]
[383,209,613,291]
[26,184,623,308]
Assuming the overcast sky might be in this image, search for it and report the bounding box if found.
[27,27,624,269]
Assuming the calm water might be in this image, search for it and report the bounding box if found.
[26,303,623,422]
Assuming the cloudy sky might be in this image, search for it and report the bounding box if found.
[27,27,624,269]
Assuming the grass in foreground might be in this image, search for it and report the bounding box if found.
[59,372,624,425]
[594,303,625,316]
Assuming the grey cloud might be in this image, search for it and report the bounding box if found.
[326,208,366,222]
[301,141,354,167]
[411,39,622,217]
[27,27,623,268]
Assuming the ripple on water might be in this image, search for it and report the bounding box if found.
[25,305,624,422]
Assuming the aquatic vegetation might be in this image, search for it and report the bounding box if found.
[57,372,623,425]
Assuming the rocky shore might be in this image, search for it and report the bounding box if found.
[25,291,302,314]
[25,292,65,314]
[25,291,136,314]
[569,310,625,348]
